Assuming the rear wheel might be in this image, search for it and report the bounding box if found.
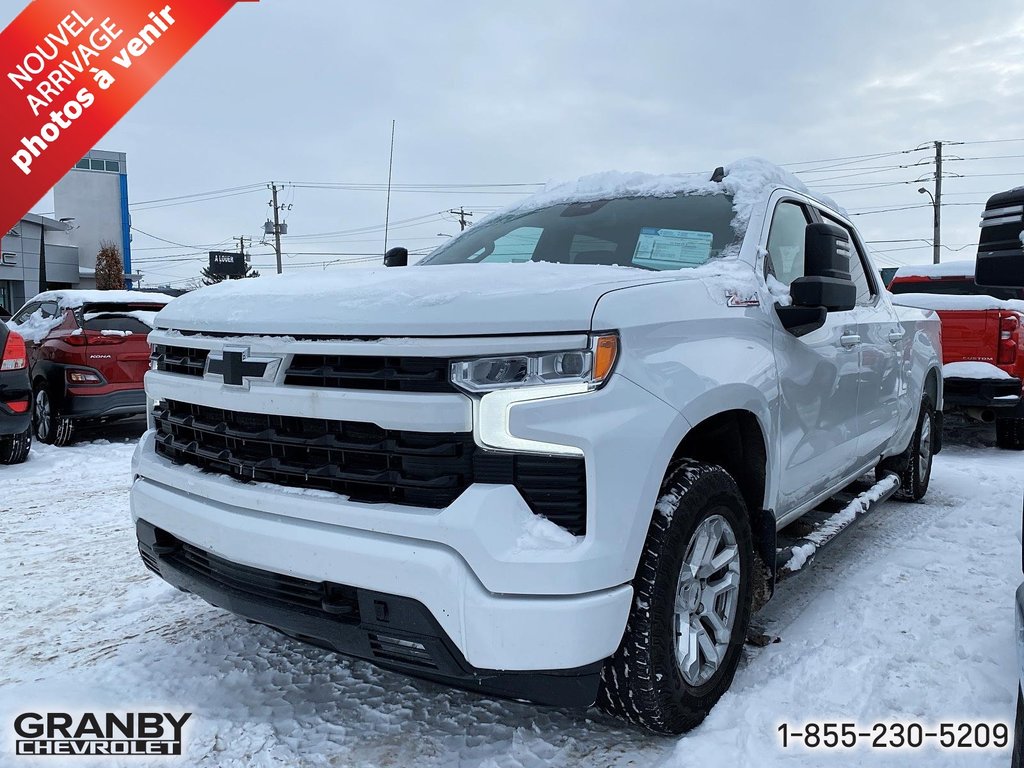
[597,459,754,734]
[0,427,31,464]
[33,385,74,446]
[996,417,1024,450]
[878,395,934,501]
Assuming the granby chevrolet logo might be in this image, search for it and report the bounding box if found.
[13,711,191,756]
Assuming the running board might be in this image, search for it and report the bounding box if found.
[775,472,900,581]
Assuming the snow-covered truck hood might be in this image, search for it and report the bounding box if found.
[155,263,679,336]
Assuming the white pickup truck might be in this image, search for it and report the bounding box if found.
[131,159,942,733]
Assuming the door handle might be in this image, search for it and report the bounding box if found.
[887,329,905,344]
[840,333,861,348]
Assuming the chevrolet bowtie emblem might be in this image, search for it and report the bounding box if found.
[206,348,275,386]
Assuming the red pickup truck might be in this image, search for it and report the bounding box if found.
[889,260,1024,449]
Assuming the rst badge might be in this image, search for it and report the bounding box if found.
[13,711,191,757]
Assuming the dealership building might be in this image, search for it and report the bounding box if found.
[0,149,136,313]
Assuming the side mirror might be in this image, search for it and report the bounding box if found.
[975,189,1024,288]
[775,222,857,336]
[383,247,408,268]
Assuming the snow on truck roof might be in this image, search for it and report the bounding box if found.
[488,157,846,229]
[29,289,175,307]
[892,260,977,280]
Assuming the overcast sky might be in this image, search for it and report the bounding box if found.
[8,0,1024,287]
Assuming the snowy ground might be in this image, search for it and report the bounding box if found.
[0,420,1020,767]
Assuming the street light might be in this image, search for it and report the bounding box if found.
[918,187,940,264]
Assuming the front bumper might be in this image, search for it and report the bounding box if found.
[131,460,633,672]
[943,376,1021,409]
[66,387,146,419]
[137,519,603,707]
[0,369,31,436]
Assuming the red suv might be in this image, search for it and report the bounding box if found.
[0,319,31,463]
[10,290,172,445]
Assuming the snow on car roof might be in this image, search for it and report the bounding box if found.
[890,292,1024,313]
[29,289,175,308]
[493,157,845,230]
[892,260,976,280]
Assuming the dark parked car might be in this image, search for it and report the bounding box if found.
[0,318,31,464]
[971,188,1024,766]
[9,290,173,446]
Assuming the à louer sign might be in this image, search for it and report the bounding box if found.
[0,0,257,235]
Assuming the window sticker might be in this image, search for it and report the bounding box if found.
[632,228,714,268]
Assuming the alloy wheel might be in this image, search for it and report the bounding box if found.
[675,513,741,687]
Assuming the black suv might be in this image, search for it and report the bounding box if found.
[0,319,31,464]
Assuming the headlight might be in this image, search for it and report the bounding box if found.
[451,334,618,393]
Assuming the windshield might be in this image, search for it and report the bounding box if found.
[420,193,739,271]
[890,278,1024,301]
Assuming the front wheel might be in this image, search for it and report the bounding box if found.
[33,385,74,446]
[597,459,754,734]
[0,427,31,464]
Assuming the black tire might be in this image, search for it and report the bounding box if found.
[33,384,74,446]
[0,427,31,464]
[1013,686,1023,768]
[597,459,754,734]
[878,395,934,502]
[996,417,1024,451]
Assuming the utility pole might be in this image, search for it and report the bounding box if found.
[235,236,251,256]
[933,140,942,265]
[449,206,473,231]
[267,183,284,274]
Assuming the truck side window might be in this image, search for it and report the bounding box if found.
[822,215,876,305]
[765,201,810,285]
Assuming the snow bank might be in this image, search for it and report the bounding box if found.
[893,260,976,279]
[493,157,844,234]
[943,361,1016,380]
[890,292,1024,313]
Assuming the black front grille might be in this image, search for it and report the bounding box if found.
[144,529,360,621]
[153,399,587,533]
[151,344,209,377]
[150,342,454,393]
[285,355,453,393]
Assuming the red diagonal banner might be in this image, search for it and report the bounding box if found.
[0,0,256,234]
